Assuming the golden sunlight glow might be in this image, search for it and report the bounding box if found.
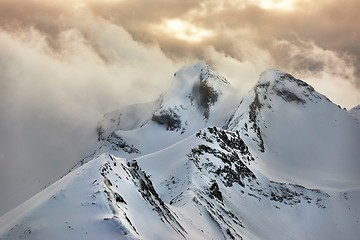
[160,19,213,43]
[257,0,297,11]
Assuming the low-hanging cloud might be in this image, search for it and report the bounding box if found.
[0,12,179,215]
[0,0,359,215]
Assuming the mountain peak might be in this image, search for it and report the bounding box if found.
[258,69,313,90]
[258,69,286,85]
[256,69,322,105]
[174,61,229,85]
[157,62,235,122]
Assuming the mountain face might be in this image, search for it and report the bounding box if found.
[1,62,360,240]
[96,62,241,158]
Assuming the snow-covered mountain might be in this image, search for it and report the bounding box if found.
[95,62,240,158]
[1,62,359,240]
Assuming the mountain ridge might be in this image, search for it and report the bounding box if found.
[1,62,359,240]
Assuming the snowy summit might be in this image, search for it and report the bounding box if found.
[1,62,360,240]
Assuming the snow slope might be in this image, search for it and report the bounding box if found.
[227,69,360,190]
[1,63,359,240]
[349,104,360,119]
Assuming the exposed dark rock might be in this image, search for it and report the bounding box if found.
[107,133,140,154]
[278,73,314,92]
[274,88,305,104]
[96,125,105,141]
[114,192,127,204]
[190,79,219,119]
[226,228,237,240]
[248,90,265,152]
[199,81,219,119]
[151,108,182,131]
[189,130,256,188]
[209,180,223,203]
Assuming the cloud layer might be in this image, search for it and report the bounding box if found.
[0,0,359,215]
[0,8,179,215]
[1,0,359,102]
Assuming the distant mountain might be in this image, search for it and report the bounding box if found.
[1,62,359,240]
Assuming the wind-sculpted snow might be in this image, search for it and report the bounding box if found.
[1,63,360,240]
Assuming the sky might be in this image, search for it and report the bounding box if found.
[0,0,359,216]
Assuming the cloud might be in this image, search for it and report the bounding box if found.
[0,13,178,215]
[84,0,360,87]
[1,0,359,85]
[270,38,360,107]
[0,0,359,215]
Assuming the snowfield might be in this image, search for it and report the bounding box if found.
[1,62,359,240]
